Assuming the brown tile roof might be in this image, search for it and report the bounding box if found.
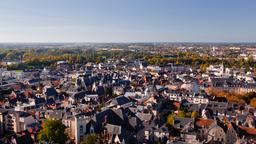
[196,118,214,127]
[239,126,256,135]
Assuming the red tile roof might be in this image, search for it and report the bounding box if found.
[239,126,256,135]
[196,118,214,127]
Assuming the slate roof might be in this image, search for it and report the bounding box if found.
[96,86,105,96]
[45,110,64,119]
[75,111,95,118]
[28,78,41,84]
[45,87,57,97]
[96,108,124,126]
[111,96,131,106]
[72,91,86,100]
[188,104,200,112]
[19,111,31,118]
[173,117,194,129]
[46,98,55,105]
[136,112,152,122]
[35,97,46,105]
[1,110,32,118]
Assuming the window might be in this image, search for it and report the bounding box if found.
[80,125,83,133]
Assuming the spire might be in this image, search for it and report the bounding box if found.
[220,62,225,76]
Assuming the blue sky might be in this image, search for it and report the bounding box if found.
[0,0,255,42]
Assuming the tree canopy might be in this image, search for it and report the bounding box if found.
[166,110,199,126]
[80,133,104,144]
[37,119,68,144]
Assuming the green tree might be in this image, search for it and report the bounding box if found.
[37,119,68,144]
[80,133,104,144]
[247,55,254,67]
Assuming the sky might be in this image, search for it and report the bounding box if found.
[0,0,255,43]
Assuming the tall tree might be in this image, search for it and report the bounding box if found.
[37,119,68,144]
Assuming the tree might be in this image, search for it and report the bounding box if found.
[166,114,174,126]
[191,111,199,118]
[177,111,186,117]
[250,98,256,107]
[80,133,104,144]
[247,55,254,67]
[37,119,68,144]
[241,92,256,104]
[200,64,208,73]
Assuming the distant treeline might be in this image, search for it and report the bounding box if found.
[0,48,255,71]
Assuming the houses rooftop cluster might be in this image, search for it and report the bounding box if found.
[0,58,256,144]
